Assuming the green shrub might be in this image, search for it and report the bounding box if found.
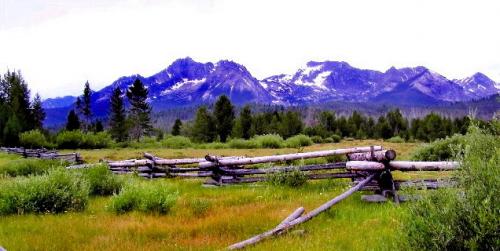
[267,168,307,187]
[404,125,500,250]
[0,159,65,177]
[82,132,113,149]
[110,181,178,214]
[330,134,342,143]
[79,165,124,196]
[253,134,284,148]
[285,134,313,148]
[160,136,193,148]
[56,130,113,149]
[228,138,259,149]
[56,130,84,149]
[385,136,404,143]
[0,169,89,215]
[411,134,466,161]
[310,135,324,144]
[19,130,53,148]
[200,142,229,149]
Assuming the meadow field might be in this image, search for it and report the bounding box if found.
[0,140,448,250]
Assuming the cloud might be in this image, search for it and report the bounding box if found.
[0,0,499,98]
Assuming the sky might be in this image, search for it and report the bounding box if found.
[1,0,499,99]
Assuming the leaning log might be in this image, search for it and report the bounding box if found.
[346,161,385,171]
[227,174,376,249]
[347,150,396,161]
[389,161,459,171]
[201,146,383,168]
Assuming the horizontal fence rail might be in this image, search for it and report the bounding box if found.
[0,147,83,164]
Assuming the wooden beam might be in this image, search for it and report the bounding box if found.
[389,161,459,171]
[347,150,396,161]
[201,146,383,168]
[346,161,385,171]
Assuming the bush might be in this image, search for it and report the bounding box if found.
[285,134,313,148]
[310,135,324,144]
[228,138,259,149]
[56,130,113,149]
[0,159,65,177]
[160,136,193,148]
[110,181,178,214]
[404,125,500,250]
[267,169,307,187]
[0,169,89,215]
[329,134,342,143]
[19,130,53,148]
[82,132,113,149]
[411,134,466,161]
[79,165,124,196]
[253,134,284,148]
[385,136,404,143]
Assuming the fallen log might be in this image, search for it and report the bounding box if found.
[201,146,383,168]
[389,161,459,171]
[227,173,375,249]
[228,207,305,250]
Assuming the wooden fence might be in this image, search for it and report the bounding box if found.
[0,147,83,164]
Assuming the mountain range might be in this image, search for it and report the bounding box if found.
[43,57,499,126]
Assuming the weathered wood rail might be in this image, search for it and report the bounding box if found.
[0,147,83,163]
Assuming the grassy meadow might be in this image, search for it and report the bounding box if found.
[0,140,443,250]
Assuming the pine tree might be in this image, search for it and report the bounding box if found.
[3,114,22,146]
[66,109,80,131]
[82,81,92,131]
[31,93,45,130]
[214,95,235,142]
[171,119,182,136]
[94,120,104,132]
[192,106,216,142]
[239,105,253,139]
[375,116,392,139]
[75,97,82,116]
[126,79,152,141]
[109,87,128,141]
[279,111,303,138]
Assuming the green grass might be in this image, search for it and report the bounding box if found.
[0,140,423,250]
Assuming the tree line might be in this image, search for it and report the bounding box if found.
[0,71,488,148]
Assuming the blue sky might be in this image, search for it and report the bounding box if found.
[1,0,499,98]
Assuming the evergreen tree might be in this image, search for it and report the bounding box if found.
[386,109,407,136]
[126,79,152,141]
[375,116,392,139]
[109,87,128,141]
[31,93,45,130]
[239,105,253,139]
[65,109,80,131]
[3,115,21,145]
[214,95,235,142]
[94,120,104,132]
[279,111,303,138]
[192,106,216,142]
[82,81,92,130]
[171,119,182,136]
[319,111,336,133]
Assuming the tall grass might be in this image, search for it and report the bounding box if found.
[0,158,65,177]
[0,169,89,215]
[109,180,178,214]
[77,164,125,196]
